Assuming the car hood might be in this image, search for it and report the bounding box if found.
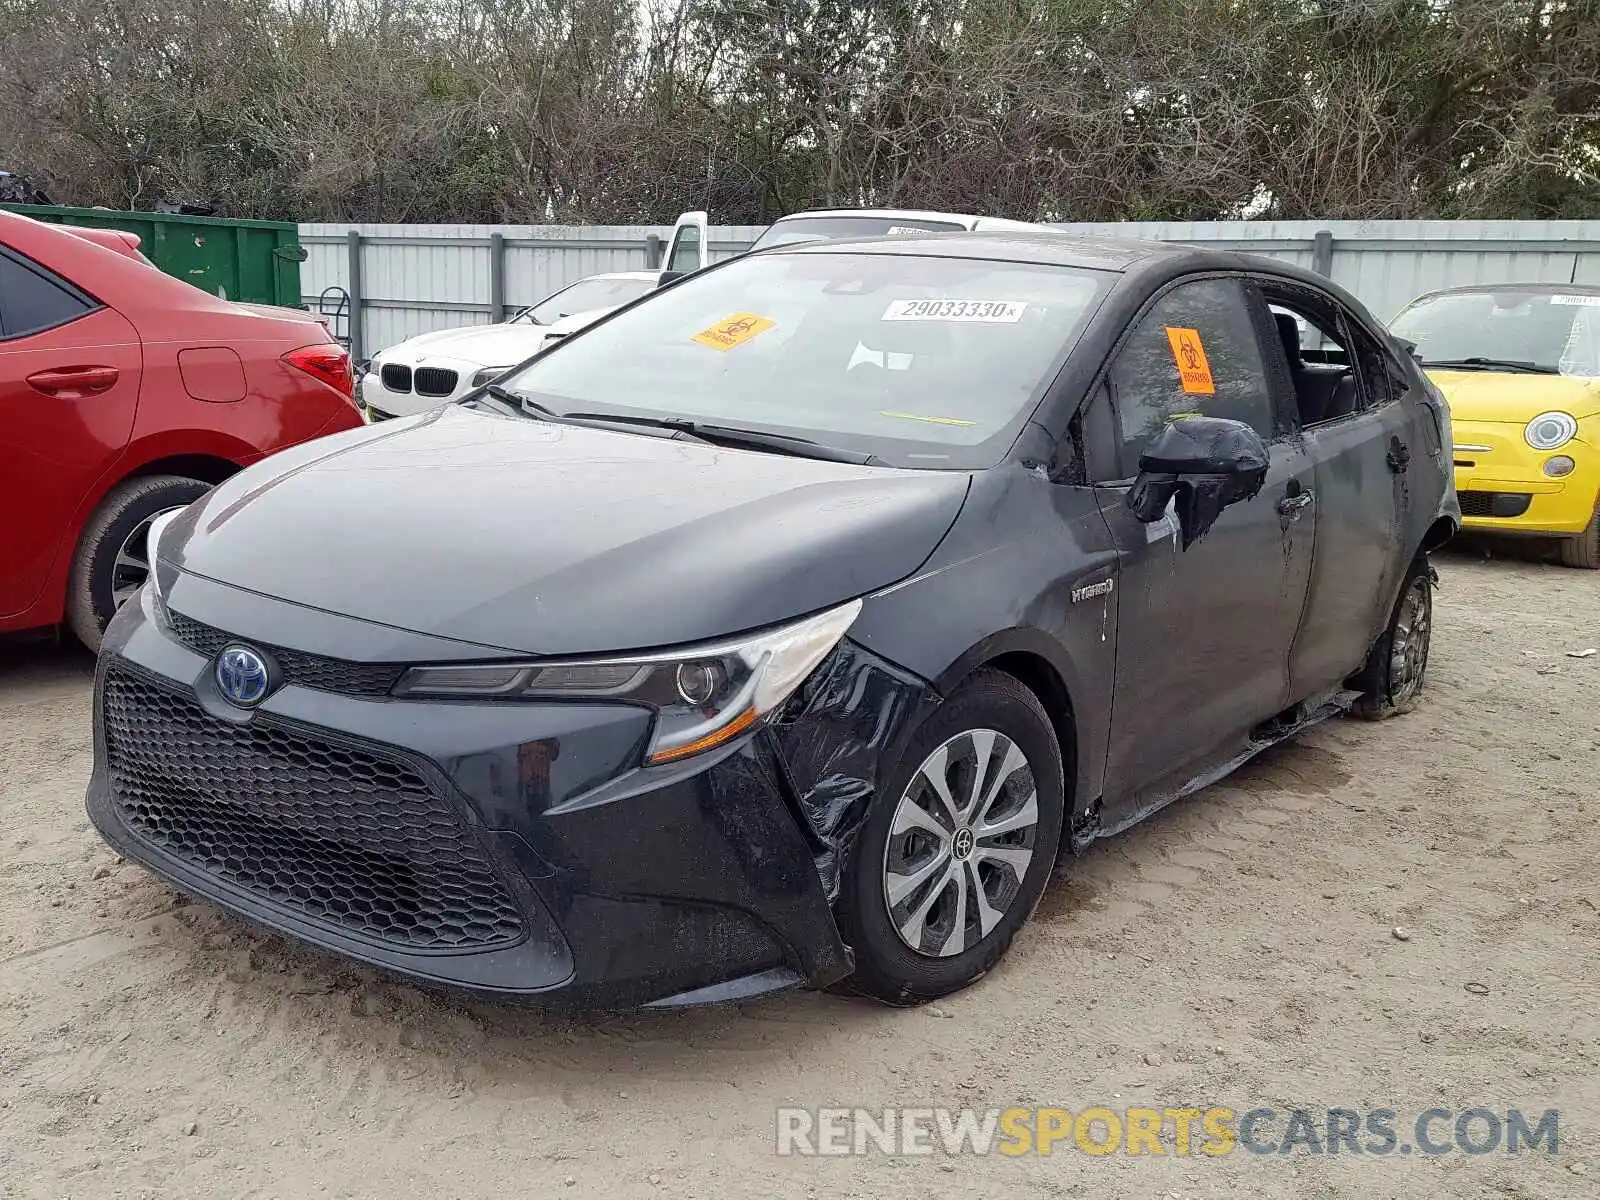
[382,323,551,367]
[1426,370,1600,423]
[162,406,971,656]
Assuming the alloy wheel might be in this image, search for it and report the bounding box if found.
[882,729,1039,958]
[111,507,181,608]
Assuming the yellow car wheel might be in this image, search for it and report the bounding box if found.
[1558,502,1600,570]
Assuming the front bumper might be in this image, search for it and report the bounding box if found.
[1451,419,1599,536]
[85,585,872,1009]
[359,354,484,419]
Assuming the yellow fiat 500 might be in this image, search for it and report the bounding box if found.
[1390,283,1600,568]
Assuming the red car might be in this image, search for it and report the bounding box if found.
[0,211,364,649]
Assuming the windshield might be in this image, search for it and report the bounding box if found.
[750,215,966,252]
[514,276,655,326]
[1391,289,1600,377]
[493,250,1112,469]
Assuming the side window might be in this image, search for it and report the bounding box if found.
[0,251,94,339]
[666,225,701,275]
[1263,292,1361,428]
[1107,278,1274,477]
[1344,318,1398,411]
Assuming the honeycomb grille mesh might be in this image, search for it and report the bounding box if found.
[165,610,404,698]
[103,668,525,950]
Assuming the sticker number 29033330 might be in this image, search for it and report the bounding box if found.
[881,299,1027,323]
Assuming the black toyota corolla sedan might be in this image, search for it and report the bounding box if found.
[87,231,1458,1009]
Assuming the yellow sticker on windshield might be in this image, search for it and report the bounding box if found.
[1165,326,1216,395]
[693,312,775,351]
[880,411,977,427]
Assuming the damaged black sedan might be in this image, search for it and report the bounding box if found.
[87,232,1458,1008]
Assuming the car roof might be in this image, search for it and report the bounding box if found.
[771,208,1032,230]
[1403,280,1600,304]
[765,227,1379,300]
[772,228,1199,273]
[580,270,658,283]
[774,206,985,224]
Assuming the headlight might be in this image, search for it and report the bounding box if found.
[471,366,512,388]
[1525,411,1577,451]
[395,600,862,764]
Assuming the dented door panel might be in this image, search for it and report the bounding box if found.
[1290,405,1408,698]
[1097,435,1315,824]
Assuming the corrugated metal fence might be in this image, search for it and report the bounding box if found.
[300,219,1600,362]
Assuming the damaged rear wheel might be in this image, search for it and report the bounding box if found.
[1353,556,1433,720]
[836,669,1065,1005]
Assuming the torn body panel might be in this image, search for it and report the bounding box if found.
[769,640,940,901]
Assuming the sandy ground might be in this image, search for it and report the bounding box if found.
[1,548,1596,1200]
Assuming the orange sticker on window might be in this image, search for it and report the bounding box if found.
[692,312,775,351]
[1164,327,1216,395]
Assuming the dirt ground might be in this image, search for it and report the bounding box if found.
[1,548,1596,1200]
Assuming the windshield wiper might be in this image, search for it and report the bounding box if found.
[560,411,884,465]
[457,383,565,421]
[458,382,523,415]
[1420,356,1559,375]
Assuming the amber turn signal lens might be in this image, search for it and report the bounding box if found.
[645,705,760,765]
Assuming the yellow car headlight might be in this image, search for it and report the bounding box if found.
[1525,411,1577,451]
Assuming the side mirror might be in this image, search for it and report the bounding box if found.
[657,270,685,288]
[1126,417,1269,549]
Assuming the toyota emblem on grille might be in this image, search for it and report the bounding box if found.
[216,645,271,708]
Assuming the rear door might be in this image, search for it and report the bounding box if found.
[0,244,142,618]
[1091,276,1315,816]
[660,211,709,278]
[1253,279,1410,698]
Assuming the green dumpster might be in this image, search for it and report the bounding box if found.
[1,203,305,308]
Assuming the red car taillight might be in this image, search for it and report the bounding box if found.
[283,343,354,397]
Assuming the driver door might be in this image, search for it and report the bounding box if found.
[1090,276,1315,821]
[660,211,709,279]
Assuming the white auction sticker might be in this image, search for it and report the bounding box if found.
[882,299,1027,323]
[1549,294,1600,307]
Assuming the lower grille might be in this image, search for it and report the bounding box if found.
[1459,490,1531,518]
[414,367,458,397]
[102,667,525,951]
[380,363,412,393]
[165,610,404,698]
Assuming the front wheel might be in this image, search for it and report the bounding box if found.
[835,669,1065,1005]
[66,475,211,652]
[1557,502,1600,569]
[1353,558,1433,720]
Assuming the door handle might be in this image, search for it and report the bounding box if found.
[26,365,120,398]
[1387,438,1411,473]
[1277,490,1314,516]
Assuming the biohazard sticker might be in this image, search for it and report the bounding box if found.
[692,313,775,351]
[1165,327,1216,395]
[882,299,1026,323]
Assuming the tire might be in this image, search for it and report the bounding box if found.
[66,475,211,652]
[1352,557,1433,721]
[1557,502,1600,569]
[835,669,1066,1005]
